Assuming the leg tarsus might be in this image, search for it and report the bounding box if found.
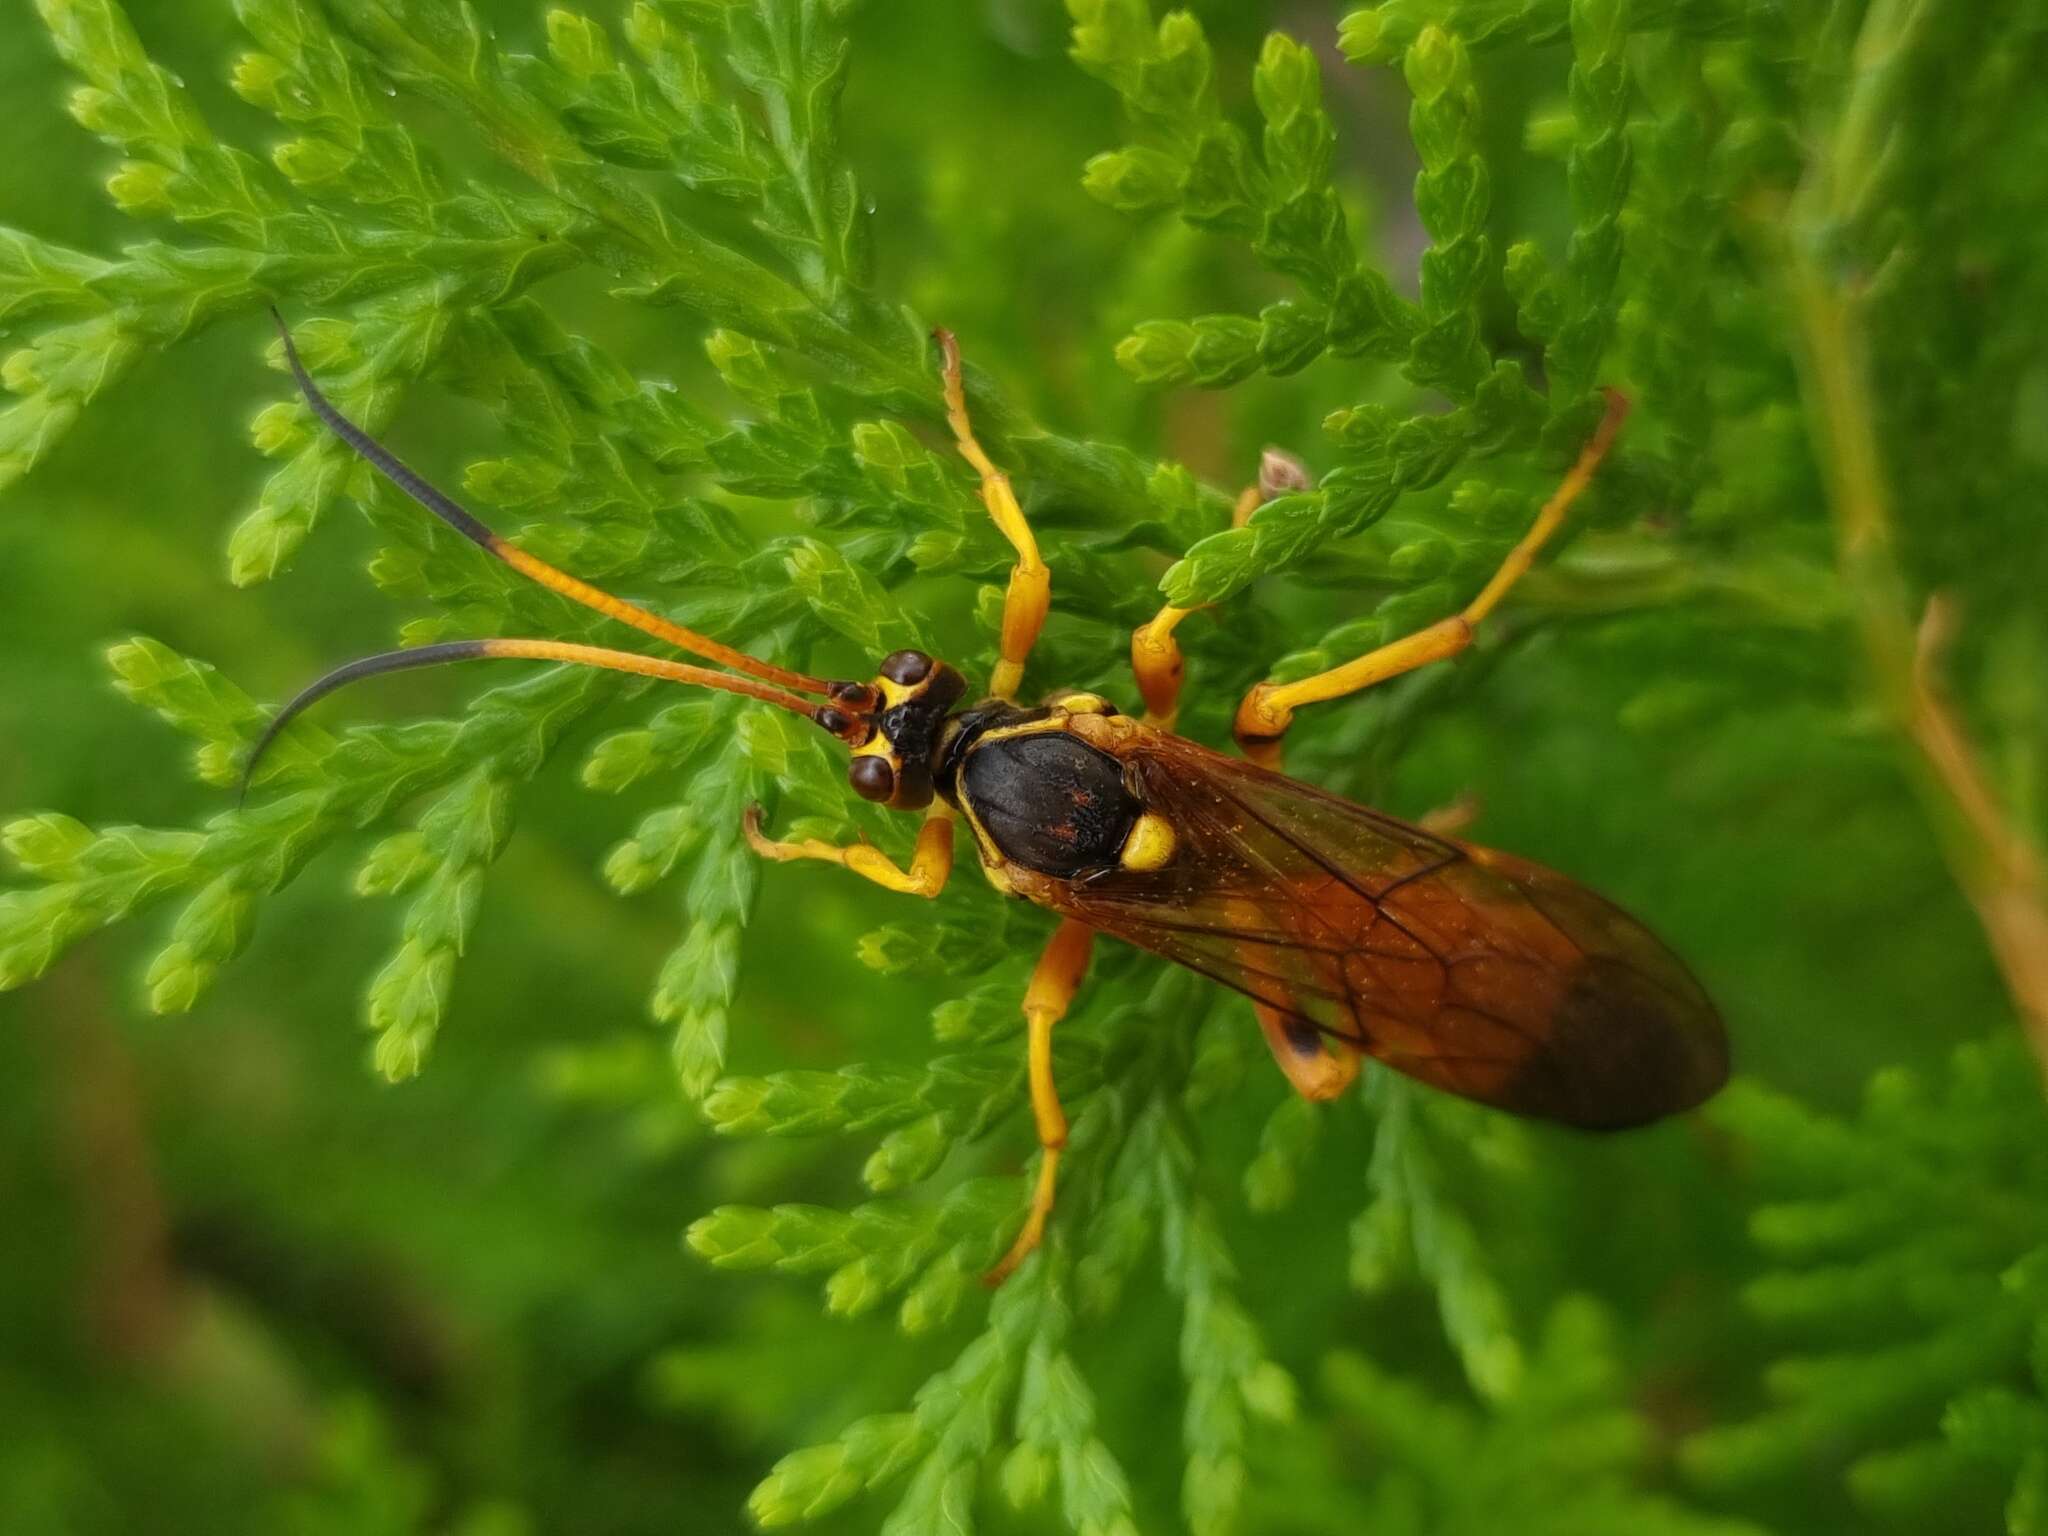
[1231,391,1629,761]
[1132,448,1314,732]
[744,803,955,898]
[984,1148,1061,1288]
[985,919,1094,1286]
[935,328,1047,702]
[1234,616,1472,765]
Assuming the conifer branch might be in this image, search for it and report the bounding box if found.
[1776,0,2048,1083]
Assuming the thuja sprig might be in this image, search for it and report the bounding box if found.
[744,1256,1061,1530]
[241,296,462,587]
[697,960,1304,1536]
[9,0,1185,579]
[5,0,1189,1088]
[1334,0,1763,66]
[1081,0,1775,674]
[316,0,1170,530]
[1260,1298,1768,1536]
[685,960,1105,1335]
[0,643,622,1038]
[689,1178,1017,1334]
[359,766,515,1080]
[1081,13,1418,387]
[1354,1077,1528,1401]
[1238,1028,1535,1409]
[10,0,578,568]
[1402,23,1494,401]
[1684,1038,2048,1529]
[1618,37,1717,487]
[1153,1099,1300,1536]
[1551,0,1634,408]
[1078,8,1589,613]
[9,2,2031,1532]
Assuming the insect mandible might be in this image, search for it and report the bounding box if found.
[248,317,1729,1284]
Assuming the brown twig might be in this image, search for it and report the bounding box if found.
[1777,0,2048,1083]
[1908,599,2048,1069]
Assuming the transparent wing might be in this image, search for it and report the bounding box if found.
[1013,727,1726,1129]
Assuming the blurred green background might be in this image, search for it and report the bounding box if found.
[2,2,2042,1533]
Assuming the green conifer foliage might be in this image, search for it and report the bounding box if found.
[1,0,2043,1532]
[1687,1040,2048,1531]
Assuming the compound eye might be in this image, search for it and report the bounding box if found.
[827,679,880,712]
[849,755,897,804]
[879,649,933,686]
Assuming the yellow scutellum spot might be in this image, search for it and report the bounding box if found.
[1120,812,1176,871]
[1054,692,1114,715]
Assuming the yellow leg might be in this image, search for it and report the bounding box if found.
[1133,452,1310,731]
[985,919,1095,1286]
[743,803,955,898]
[1130,601,1196,728]
[1131,486,1255,731]
[936,329,1046,702]
[1234,390,1630,768]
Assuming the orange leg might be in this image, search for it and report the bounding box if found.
[1416,793,1481,837]
[1132,450,1311,731]
[1224,886,1359,1099]
[743,803,955,898]
[1255,1004,1362,1101]
[1234,391,1630,769]
[985,919,1095,1285]
[937,330,1046,703]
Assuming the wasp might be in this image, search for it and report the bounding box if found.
[251,317,1728,1283]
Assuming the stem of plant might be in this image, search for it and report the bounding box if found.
[1781,0,2048,1085]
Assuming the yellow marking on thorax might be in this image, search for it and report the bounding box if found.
[1048,691,1114,715]
[972,714,1071,747]
[1119,811,1177,871]
[947,742,1009,880]
[1062,709,1142,751]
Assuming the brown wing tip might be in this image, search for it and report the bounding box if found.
[1521,959,1729,1131]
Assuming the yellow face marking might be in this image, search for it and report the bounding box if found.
[857,667,950,761]
[1119,811,1176,872]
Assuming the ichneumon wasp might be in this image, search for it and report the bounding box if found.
[247,317,1728,1283]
